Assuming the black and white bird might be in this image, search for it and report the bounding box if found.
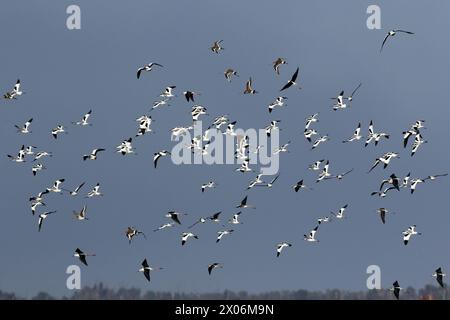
[273,58,287,75]
[15,118,33,134]
[311,135,329,150]
[424,173,448,182]
[224,68,238,82]
[236,195,255,209]
[432,268,446,288]
[7,145,26,163]
[31,200,45,215]
[160,86,176,98]
[153,223,175,232]
[38,210,57,232]
[410,178,425,194]
[280,67,300,91]
[202,181,217,192]
[371,186,397,198]
[228,212,243,225]
[254,174,280,188]
[83,148,105,161]
[166,211,187,225]
[402,225,421,245]
[191,105,208,122]
[401,172,411,188]
[304,226,319,242]
[236,159,252,173]
[29,190,49,203]
[211,40,224,53]
[73,205,88,221]
[268,96,287,113]
[247,174,264,189]
[24,146,37,156]
[331,204,348,220]
[376,208,394,224]
[116,138,135,156]
[305,113,319,129]
[32,163,45,176]
[343,123,362,143]
[292,179,311,192]
[243,77,257,94]
[273,141,291,155]
[309,159,326,171]
[216,229,234,243]
[154,150,171,168]
[345,83,362,103]
[86,183,102,198]
[317,217,331,224]
[51,125,67,139]
[137,62,163,79]
[47,179,65,194]
[181,232,198,246]
[379,174,400,191]
[381,29,414,52]
[139,259,163,282]
[73,110,92,126]
[265,120,281,137]
[135,115,153,137]
[316,160,331,182]
[125,226,146,244]
[411,134,427,157]
[183,90,200,102]
[324,169,354,181]
[368,152,399,173]
[208,263,223,275]
[33,151,52,162]
[3,79,24,99]
[365,121,390,147]
[74,248,95,266]
[276,242,292,257]
[64,182,86,196]
[390,281,402,300]
[151,98,170,110]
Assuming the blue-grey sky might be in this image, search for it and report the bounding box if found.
[1,0,449,298]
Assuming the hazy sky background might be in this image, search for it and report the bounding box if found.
[1,0,450,298]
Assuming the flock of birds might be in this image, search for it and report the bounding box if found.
[2,27,447,299]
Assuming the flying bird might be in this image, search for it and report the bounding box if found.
[74,248,95,266]
[243,77,257,94]
[216,229,234,243]
[381,29,414,52]
[72,110,92,126]
[73,205,89,221]
[137,62,163,79]
[154,150,171,168]
[208,263,223,275]
[273,58,287,75]
[139,259,163,281]
[125,227,147,244]
[86,183,103,198]
[15,118,33,134]
[224,68,238,82]
[236,196,255,209]
[432,268,446,288]
[83,148,105,161]
[402,225,421,245]
[304,226,319,242]
[211,40,224,54]
[280,67,300,91]
[38,210,57,232]
[181,232,198,246]
[166,211,187,225]
[389,281,402,300]
[276,242,292,257]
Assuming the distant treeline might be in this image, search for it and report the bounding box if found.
[0,283,447,300]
